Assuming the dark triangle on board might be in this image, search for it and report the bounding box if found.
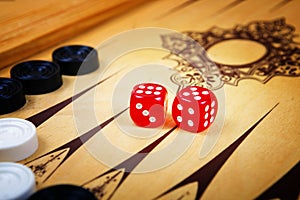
[214,0,246,15]
[83,125,178,200]
[26,72,119,127]
[155,103,279,200]
[25,108,128,184]
[270,0,293,12]
[159,0,199,18]
[255,161,300,200]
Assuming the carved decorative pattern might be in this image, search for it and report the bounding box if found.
[161,18,300,89]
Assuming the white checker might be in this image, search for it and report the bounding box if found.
[192,92,199,95]
[0,118,38,162]
[136,90,143,94]
[156,86,163,90]
[145,91,152,94]
[0,162,36,200]
[210,109,215,115]
[138,85,145,89]
[154,91,161,95]
[147,86,154,90]
[210,116,215,123]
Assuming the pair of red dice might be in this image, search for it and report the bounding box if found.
[129,83,218,133]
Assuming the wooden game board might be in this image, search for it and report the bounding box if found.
[0,0,299,199]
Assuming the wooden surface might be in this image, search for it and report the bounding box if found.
[0,0,148,69]
[0,0,299,199]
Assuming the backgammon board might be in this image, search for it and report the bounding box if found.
[0,0,299,199]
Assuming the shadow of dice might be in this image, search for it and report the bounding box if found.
[172,86,218,133]
[129,83,168,128]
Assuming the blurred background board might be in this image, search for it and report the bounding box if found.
[0,0,299,200]
[0,0,149,69]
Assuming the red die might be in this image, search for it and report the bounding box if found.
[130,83,168,128]
[172,86,218,133]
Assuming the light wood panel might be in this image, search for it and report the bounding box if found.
[0,0,149,69]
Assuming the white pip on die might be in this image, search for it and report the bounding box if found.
[172,86,218,133]
[129,83,168,128]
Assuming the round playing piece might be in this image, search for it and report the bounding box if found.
[10,60,63,95]
[0,78,26,114]
[52,45,99,75]
[0,162,35,200]
[0,118,38,162]
[28,184,97,200]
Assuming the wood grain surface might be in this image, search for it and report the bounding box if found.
[0,0,149,69]
[0,0,299,199]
